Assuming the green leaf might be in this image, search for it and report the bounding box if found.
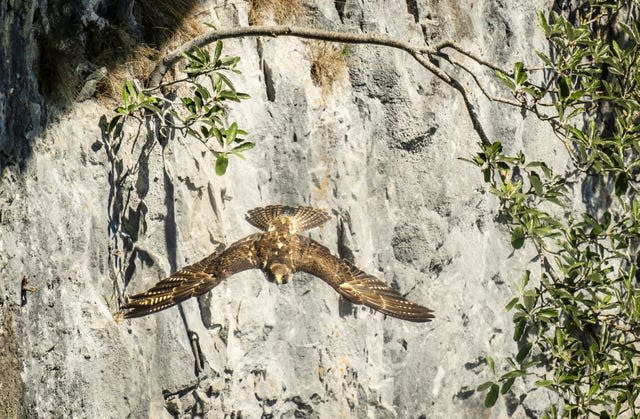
[141,104,162,114]
[535,380,554,387]
[557,77,571,100]
[219,90,240,101]
[486,355,495,374]
[520,270,530,289]
[484,384,500,408]
[496,70,516,91]
[215,154,229,176]
[522,86,543,99]
[513,318,527,341]
[537,308,558,320]
[182,50,198,63]
[529,171,543,195]
[107,115,123,134]
[567,89,585,104]
[513,62,527,85]
[482,168,491,183]
[477,381,495,392]
[559,374,578,384]
[515,343,532,363]
[511,227,525,249]
[123,80,137,102]
[214,40,223,62]
[232,142,255,153]
[217,72,236,91]
[537,12,550,35]
[501,377,515,394]
[195,84,211,101]
[226,122,238,145]
[500,370,526,380]
[535,51,553,67]
[210,127,224,147]
[200,126,209,138]
[611,40,623,59]
[615,172,629,196]
[505,297,520,311]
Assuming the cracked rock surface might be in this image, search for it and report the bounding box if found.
[0,0,563,417]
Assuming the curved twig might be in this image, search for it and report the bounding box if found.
[433,41,506,74]
[149,25,450,86]
[147,25,502,144]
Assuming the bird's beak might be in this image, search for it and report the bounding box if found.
[274,273,285,285]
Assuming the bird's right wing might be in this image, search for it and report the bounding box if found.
[297,238,434,322]
[120,234,262,318]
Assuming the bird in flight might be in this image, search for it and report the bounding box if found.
[120,205,434,322]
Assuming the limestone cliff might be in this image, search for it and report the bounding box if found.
[0,0,562,417]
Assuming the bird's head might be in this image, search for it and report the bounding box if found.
[268,263,293,285]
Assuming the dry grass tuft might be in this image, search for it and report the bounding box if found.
[95,0,206,102]
[38,0,209,103]
[134,0,206,48]
[170,14,207,49]
[96,44,160,103]
[248,0,304,25]
[307,42,350,97]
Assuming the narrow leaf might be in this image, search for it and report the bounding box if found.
[226,122,238,145]
[215,154,229,176]
[477,381,495,392]
[232,142,255,153]
[212,127,224,147]
[513,318,526,341]
[515,343,532,363]
[535,380,554,387]
[487,355,495,374]
[615,172,629,196]
[511,227,525,249]
[501,377,515,394]
[496,70,516,91]
[529,171,543,195]
[214,40,223,62]
[505,297,520,311]
[484,384,500,408]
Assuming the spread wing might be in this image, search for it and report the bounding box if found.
[120,234,262,318]
[297,238,434,322]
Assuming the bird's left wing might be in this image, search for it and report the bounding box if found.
[297,238,434,322]
[120,234,262,318]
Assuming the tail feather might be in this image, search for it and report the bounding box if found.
[246,205,331,232]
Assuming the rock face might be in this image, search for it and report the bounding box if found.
[0,0,564,417]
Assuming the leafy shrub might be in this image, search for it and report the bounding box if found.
[107,41,252,175]
[468,2,640,417]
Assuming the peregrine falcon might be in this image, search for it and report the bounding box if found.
[120,205,434,322]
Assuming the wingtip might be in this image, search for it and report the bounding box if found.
[397,309,435,323]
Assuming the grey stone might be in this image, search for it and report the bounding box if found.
[0,0,566,418]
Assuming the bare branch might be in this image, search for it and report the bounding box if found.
[147,25,507,145]
[433,41,508,74]
[148,25,451,87]
[446,55,523,107]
